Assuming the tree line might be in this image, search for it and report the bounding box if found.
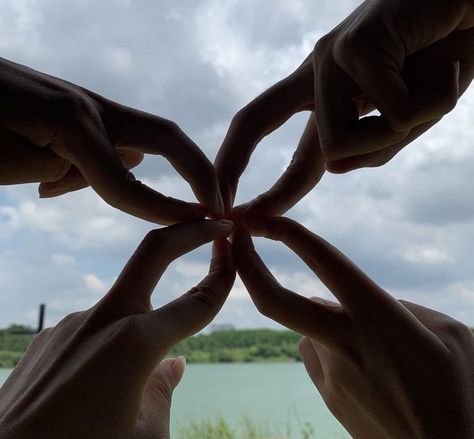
[0,325,302,368]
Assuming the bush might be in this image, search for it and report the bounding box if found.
[0,351,23,368]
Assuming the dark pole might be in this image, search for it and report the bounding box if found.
[37,303,46,333]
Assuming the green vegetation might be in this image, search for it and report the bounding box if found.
[5,324,474,367]
[0,326,302,367]
[179,417,317,439]
[169,329,302,363]
[0,325,35,368]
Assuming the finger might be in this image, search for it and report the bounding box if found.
[252,217,411,325]
[0,129,70,185]
[326,34,474,173]
[232,113,325,219]
[215,57,314,212]
[38,148,144,198]
[325,118,438,173]
[150,238,236,351]
[313,45,408,162]
[94,99,224,216]
[298,336,324,389]
[333,32,461,134]
[96,220,234,318]
[232,224,349,346]
[54,124,208,225]
[135,356,186,439]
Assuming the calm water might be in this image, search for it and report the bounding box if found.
[0,364,350,438]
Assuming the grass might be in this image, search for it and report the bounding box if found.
[179,417,318,439]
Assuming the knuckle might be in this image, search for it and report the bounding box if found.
[143,228,170,252]
[31,327,54,345]
[313,33,334,58]
[187,284,218,310]
[230,102,260,133]
[160,119,182,138]
[439,92,458,115]
[149,374,173,403]
[332,34,358,67]
[56,311,85,330]
[54,91,99,121]
[444,320,473,341]
[384,110,415,133]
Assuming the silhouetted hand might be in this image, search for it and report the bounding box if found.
[216,0,474,213]
[0,57,224,224]
[233,218,474,439]
[0,219,235,439]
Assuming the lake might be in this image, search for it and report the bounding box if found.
[0,364,350,438]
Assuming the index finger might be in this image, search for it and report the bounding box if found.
[232,113,325,219]
[94,219,234,319]
[232,224,350,346]
[55,122,208,225]
[96,100,224,216]
[215,56,314,213]
[252,217,414,326]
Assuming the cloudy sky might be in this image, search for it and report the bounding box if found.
[0,0,473,330]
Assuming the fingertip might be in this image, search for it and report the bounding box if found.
[214,220,234,237]
[170,356,186,386]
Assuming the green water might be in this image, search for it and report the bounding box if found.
[0,364,349,438]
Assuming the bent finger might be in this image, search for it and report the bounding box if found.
[55,124,208,225]
[96,99,223,216]
[150,239,236,351]
[314,49,408,162]
[252,217,414,327]
[232,224,349,346]
[232,113,325,219]
[215,57,314,212]
[96,220,234,318]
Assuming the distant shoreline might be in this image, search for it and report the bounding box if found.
[0,326,302,368]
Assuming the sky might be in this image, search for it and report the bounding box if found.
[0,0,473,330]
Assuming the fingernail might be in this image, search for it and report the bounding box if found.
[172,356,186,371]
[170,356,186,382]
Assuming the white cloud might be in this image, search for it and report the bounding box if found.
[0,0,474,331]
[83,273,108,294]
[51,253,76,268]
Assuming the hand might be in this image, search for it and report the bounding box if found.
[0,57,224,224]
[0,219,235,439]
[215,0,474,212]
[233,218,474,438]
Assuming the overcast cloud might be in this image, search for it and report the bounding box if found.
[0,0,473,329]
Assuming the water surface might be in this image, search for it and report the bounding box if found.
[1,364,350,438]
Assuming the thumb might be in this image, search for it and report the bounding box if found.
[135,356,186,439]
